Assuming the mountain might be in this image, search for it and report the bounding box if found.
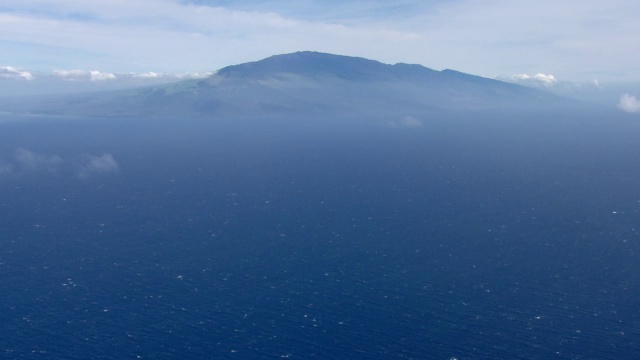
[0,51,573,118]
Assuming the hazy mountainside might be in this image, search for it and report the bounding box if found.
[0,51,574,118]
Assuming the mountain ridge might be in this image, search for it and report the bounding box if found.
[0,51,576,118]
[216,51,441,82]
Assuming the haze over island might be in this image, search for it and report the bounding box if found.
[3,2,640,359]
[0,51,594,119]
[1,1,639,110]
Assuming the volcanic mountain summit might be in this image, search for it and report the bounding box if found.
[2,51,570,118]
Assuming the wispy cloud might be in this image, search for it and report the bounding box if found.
[0,148,120,179]
[14,147,62,173]
[618,94,640,113]
[0,161,14,175]
[388,115,423,128]
[173,71,215,79]
[76,153,119,179]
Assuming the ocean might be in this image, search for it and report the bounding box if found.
[0,111,639,359]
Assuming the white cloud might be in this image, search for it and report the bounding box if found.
[505,73,558,87]
[49,69,210,82]
[0,66,218,95]
[618,94,640,113]
[173,71,215,79]
[53,69,87,80]
[133,71,161,79]
[53,69,117,81]
[132,71,213,79]
[76,153,119,179]
[0,66,34,80]
[89,70,116,81]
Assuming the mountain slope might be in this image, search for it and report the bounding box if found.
[0,51,573,118]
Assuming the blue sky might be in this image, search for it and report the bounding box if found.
[0,0,639,82]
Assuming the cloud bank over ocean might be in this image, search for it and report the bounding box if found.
[0,66,34,81]
[0,67,214,96]
[0,148,120,179]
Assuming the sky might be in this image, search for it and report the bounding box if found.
[0,0,639,90]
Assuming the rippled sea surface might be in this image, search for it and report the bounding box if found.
[1,111,639,359]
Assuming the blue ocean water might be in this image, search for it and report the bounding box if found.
[0,112,639,359]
